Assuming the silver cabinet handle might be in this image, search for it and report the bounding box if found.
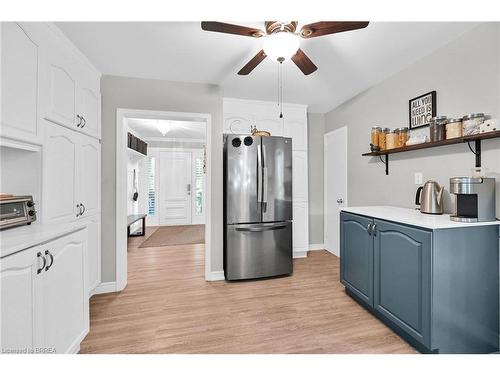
[337,198,344,204]
[367,223,373,236]
[372,223,377,236]
[76,203,81,217]
[45,250,54,271]
[187,184,191,195]
[37,252,46,274]
[81,116,86,128]
[76,115,82,127]
[81,203,85,216]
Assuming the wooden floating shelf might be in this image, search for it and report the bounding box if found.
[362,130,500,175]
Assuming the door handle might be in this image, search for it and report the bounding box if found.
[37,252,46,274]
[372,223,377,236]
[235,223,287,232]
[45,250,54,271]
[337,198,344,204]
[76,203,81,217]
[367,223,372,236]
[80,203,86,216]
[76,115,82,128]
[257,144,263,203]
[81,116,86,128]
[262,166,268,212]
[187,184,191,195]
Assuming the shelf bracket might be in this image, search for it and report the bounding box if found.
[379,154,389,175]
[467,140,481,167]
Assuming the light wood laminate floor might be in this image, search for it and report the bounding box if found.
[80,227,416,354]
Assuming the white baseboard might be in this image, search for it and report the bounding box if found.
[206,271,225,281]
[309,243,325,251]
[92,281,117,295]
[293,251,308,258]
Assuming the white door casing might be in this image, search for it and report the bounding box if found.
[159,151,192,225]
[324,127,348,257]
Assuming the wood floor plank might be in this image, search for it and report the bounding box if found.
[80,227,416,354]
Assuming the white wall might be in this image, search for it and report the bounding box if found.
[101,75,222,282]
[325,23,500,218]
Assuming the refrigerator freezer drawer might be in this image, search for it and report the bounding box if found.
[225,221,293,280]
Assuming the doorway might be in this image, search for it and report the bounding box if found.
[116,109,212,290]
[324,126,348,256]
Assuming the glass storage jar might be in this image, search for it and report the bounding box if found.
[429,116,447,142]
[397,127,409,147]
[371,126,382,147]
[386,131,398,150]
[445,118,462,139]
[379,128,390,150]
[462,113,484,136]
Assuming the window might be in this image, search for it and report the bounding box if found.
[146,156,156,216]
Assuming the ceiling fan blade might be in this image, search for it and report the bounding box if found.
[201,21,265,38]
[238,50,267,75]
[299,21,369,38]
[291,49,318,75]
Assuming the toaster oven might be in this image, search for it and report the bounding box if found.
[0,195,37,230]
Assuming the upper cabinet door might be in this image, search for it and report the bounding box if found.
[43,44,78,129]
[284,118,307,150]
[43,121,79,223]
[78,134,101,218]
[0,247,40,352]
[1,23,41,143]
[39,230,88,353]
[255,117,283,137]
[78,86,100,139]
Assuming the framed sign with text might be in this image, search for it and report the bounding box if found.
[409,91,436,129]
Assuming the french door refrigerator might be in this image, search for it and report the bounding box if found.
[223,134,293,280]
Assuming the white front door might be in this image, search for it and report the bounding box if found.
[159,151,192,225]
[324,127,348,256]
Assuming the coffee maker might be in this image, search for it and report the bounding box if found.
[449,177,496,222]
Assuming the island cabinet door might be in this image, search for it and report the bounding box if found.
[340,212,374,306]
[373,219,432,348]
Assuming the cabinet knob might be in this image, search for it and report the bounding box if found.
[337,198,344,204]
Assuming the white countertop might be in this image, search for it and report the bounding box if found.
[0,222,87,258]
[341,206,500,230]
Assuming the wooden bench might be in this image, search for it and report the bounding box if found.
[127,214,147,237]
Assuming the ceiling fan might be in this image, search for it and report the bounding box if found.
[201,21,369,75]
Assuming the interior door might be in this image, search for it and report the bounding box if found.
[325,127,348,256]
[261,136,292,223]
[191,150,205,225]
[159,151,192,225]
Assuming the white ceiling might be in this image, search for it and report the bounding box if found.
[127,118,206,140]
[57,22,478,113]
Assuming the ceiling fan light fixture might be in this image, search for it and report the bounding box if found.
[263,31,299,62]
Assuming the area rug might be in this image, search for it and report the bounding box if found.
[139,225,205,248]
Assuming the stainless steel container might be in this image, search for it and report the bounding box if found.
[449,177,496,222]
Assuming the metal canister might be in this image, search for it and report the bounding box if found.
[429,116,447,142]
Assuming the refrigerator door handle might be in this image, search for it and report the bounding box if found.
[257,144,263,203]
[262,166,268,212]
[234,223,287,232]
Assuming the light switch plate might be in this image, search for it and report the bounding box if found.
[414,172,423,185]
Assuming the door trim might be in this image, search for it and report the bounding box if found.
[324,126,348,256]
[116,108,212,288]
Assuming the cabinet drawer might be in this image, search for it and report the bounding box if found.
[373,219,431,348]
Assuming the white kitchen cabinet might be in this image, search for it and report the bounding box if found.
[0,228,88,354]
[78,86,100,139]
[223,114,253,134]
[83,214,101,294]
[39,229,88,353]
[43,121,101,224]
[293,202,309,257]
[255,116,283,136]
[284,118,308,150]
[78,135,101,218]
[1,22,42,144]
[0,247,41,352]
[292,151,308,202]
[43,121,79,223]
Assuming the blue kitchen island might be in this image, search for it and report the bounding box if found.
[340,206,500,354]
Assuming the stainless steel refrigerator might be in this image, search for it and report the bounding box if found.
[223,134,293,280]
